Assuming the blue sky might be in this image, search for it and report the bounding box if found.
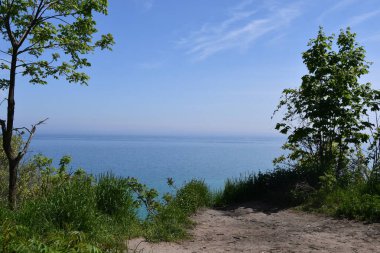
[12,0,380,136]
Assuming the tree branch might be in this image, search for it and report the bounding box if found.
[18,42,60,55]
[0,49,12,56]
[17,0,45,48]
[16,117,49,161]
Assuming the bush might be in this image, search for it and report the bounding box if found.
[305,184,380,222]
[95,173,136,218]
[214,169,313,207]
[144,203,190,242]
[174,179,211,215]
[18,172,98,233]
[336,192,380,222]
[0,154,214,250]
[0,223,103,253]
[145,179,211,242]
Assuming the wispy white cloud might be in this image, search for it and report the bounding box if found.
[348,10,380,26]
[317,0,359,22]
[178,1,303,61]
[137,60,165,70]
[133,0,154,11]
[362,32,380,43]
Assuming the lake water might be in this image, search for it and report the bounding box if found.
[28,135,284,193]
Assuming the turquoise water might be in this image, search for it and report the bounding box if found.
[28,135,284,192]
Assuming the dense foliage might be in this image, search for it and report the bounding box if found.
[0,155,212,252]
[274,27,379,184]
[216,27,380,222]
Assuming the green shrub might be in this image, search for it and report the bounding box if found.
[144,179,211,242]
[18,172,98,233]
[335,192,380,221]
[0,223,103,253]
[95,173,136,218]
[307,185,380,222]
[174,179,211,215]
[144,203,190,242]
[0,154,217,250]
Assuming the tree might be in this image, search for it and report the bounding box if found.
[274,27,379,184]
[0,0,114,209]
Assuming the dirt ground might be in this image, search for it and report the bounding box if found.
[128,202,380,253]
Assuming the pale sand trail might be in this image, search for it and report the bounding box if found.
[128,202,380,253]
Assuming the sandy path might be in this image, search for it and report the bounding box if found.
[128,202,380,253]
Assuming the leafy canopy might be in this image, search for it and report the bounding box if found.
[0,0,114,87]
[274,27,380,179]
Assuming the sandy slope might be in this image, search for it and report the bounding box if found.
[128,202,380,253]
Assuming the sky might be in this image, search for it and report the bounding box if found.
[8,0,380,136]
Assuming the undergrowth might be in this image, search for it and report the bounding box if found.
[0,155,212,252]
[214,168,380,222]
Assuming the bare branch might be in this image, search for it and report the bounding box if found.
[16,117,49,161]
[0,58,11,63]
[38,0,60,18]
[14,126,32,135]
[0,49,12,56]
[0,98,7,107]
[39,14,72,25]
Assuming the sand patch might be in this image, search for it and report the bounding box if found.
[128,202,380,253]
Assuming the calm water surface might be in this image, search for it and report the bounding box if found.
[29,135,284,193]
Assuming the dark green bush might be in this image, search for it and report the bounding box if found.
[215,169,312,206]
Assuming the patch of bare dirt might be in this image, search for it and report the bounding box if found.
[128,202,380,253]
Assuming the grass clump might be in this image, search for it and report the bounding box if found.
[95,172,137,218]
[145,179,212,242]
[174,179,212,215]
[214,168,314,207]
[18,172,98,233]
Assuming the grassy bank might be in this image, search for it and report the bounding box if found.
[0,155,212,252]
[214,168,380,222]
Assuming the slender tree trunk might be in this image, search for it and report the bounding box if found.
[2,48,19,209]
[1,6,47,210]
[336,136,344,181]
[8,160,19,209]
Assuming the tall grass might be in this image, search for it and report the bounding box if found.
[145,179,212,242]
[214,169,313,207]
[96,173,137,218]
[214,168,380,222]
[0,155,213,252]
[304,183,380,222]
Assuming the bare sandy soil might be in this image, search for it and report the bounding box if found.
[128,202,380,253]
